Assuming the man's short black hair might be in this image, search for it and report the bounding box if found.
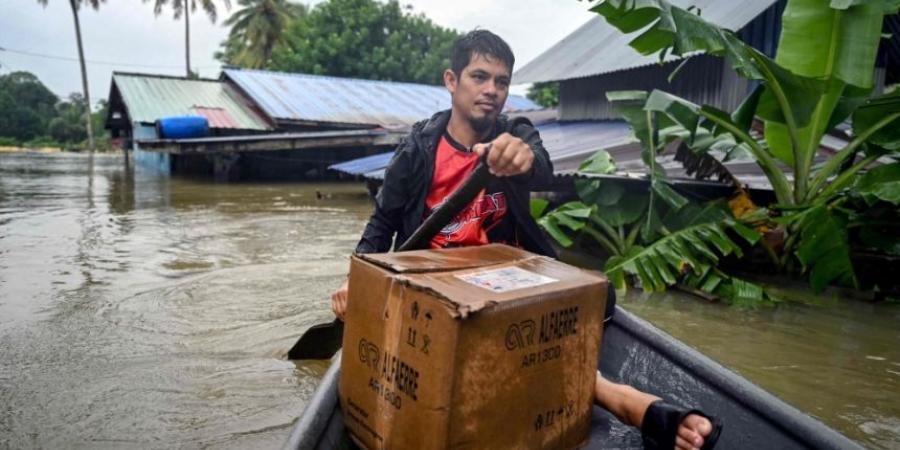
[450,29,515,76]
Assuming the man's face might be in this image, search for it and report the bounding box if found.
[444,53,511,133]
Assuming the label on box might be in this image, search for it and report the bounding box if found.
[456,266,558,293]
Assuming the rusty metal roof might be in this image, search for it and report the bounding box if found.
[222,68,540,128]
[111,72,272,130]
[514,0,780,83]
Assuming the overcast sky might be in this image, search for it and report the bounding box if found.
[0,0,597,106]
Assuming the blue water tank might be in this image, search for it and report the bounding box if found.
[156,116,209,139]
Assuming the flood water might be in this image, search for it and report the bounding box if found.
[1,152,897,449]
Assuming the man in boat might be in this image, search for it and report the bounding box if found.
[331,29,719,450]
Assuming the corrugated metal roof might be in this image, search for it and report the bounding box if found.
[329,151,394,175]
[223,68,540,128]
[112,72,271,130]
[536,120,634,168]
[331,118,849,191]
[329,120,634,179]
[514,0,779,84]
[364,168,387,180]
[191,106,239,128]
[504,95,542,112]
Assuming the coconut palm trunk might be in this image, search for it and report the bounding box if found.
[149,0,228,77]
[68,0,95,152]
[184,1,191,77]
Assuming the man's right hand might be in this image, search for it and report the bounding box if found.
[331,279,349,321]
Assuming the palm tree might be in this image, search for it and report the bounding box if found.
[148,0,231,77]
[36,0,104,152]
[223,0,304,69]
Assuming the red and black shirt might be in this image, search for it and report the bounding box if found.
[424,133,519,249]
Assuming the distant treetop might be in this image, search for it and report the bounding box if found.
[218,0,461,85]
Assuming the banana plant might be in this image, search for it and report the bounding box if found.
[533,148,773,304]
[591,0,900,292]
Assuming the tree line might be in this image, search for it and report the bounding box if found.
[0,71,109,149]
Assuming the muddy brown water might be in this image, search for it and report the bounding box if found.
[1,152,897,449]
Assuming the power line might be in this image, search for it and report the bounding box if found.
[0,45,221,70]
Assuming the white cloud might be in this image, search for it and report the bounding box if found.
[0,0,595,105]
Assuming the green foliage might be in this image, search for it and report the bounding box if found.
[526,82,559,108]
[590,0,900,293]
[0,71,110,149]
[852,90,900,151]
[0,136,20,146]
[538,201,591,248]
[0,71,59,142]
[689,274,778,307]
[855,163,900,205]
[22,136,64,149]
[147,0,230,78]
[781,204,858,291]
[604,220,758,291]
[530,197,550,220]
[536,144,769,304]
[216,0,305,68]
[267,0,459,85]
[48,94,89,143]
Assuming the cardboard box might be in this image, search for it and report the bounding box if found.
[339,244,607,450]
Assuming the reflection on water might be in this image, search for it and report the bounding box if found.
[618,291,900,450]
[1,152,368,449]
[1,152,898,449]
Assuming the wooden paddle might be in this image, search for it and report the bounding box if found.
[288,149,493,360]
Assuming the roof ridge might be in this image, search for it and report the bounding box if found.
[223,67,444,89]
[112,71,220,83]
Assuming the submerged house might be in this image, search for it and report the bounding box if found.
[105,72,274,175]
[105,69,539,181]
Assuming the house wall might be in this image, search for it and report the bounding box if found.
[131,123,171,175]
[559,55,750,121]
[557,0,789,122]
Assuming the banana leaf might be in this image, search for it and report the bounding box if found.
[605,221,759,293]
[778,0,886,89]
[537,202,596,248]
[852,90,900,151]
[577,149,617,174]
[592,0,763,79]
[662,201,730,231]
[538,215,574,248]
[859,226,900,256]
[854,163,900,205]
[640,90,793,204]
[607,90,653,148]
[574,150,623,207]
[530,198,550,219]
[592,0,830,130]
[765,0,891,197]
[594,193,648,227]
[789,205,858,291]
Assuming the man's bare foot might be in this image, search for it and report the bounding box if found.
[676,414,713,450]
[592,372,719,450]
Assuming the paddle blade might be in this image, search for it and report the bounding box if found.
[287,319,344,360]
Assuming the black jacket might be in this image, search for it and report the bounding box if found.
[355,109,556,257]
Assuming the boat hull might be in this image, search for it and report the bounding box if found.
[284,306,863,450]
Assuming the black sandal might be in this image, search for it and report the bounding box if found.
[641,400,723,450]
